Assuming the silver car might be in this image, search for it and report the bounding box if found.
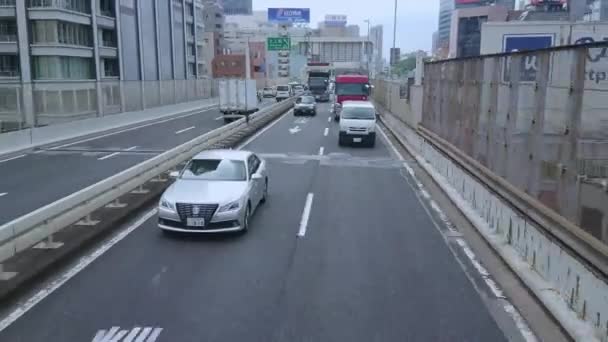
[158,150,268,233]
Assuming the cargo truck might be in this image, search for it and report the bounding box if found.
[219,79,258,123]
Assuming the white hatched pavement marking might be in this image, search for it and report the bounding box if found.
[91,326,162,342]
[297,193,314,237]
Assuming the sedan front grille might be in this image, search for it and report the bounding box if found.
[176,203,218,222]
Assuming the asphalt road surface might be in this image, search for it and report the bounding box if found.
[0,103,531,341]
[0,100,274,225]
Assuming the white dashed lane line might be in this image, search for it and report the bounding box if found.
[323,127,329,136]
[0,193,7,198]
[175,126,195,134]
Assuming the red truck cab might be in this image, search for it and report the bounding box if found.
[333,74,371,121]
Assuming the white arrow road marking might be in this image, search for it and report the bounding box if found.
[289,126,301,134]
[92,326,162,342]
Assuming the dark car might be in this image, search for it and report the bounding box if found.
[294,96,317,116]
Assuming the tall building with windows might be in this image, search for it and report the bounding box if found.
[0,0,209,83]
[437,0,515,55]
[221,0,251,15]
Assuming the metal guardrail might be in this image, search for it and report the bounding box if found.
[0,99,294,269]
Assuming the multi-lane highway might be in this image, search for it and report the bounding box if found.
[0,100,275,225]
[0,102,532,341]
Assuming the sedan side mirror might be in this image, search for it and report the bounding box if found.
[169,171,179,179]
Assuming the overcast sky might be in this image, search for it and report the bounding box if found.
[253,0,439,56]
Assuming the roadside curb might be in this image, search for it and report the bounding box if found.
[376,107,597,342]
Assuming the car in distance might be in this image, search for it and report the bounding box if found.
[158,150,268,233]
[275,84,292,102]
[294,95,317,116]
[293,85,305,95]
[262,87,275,98]
[338,101,377,147]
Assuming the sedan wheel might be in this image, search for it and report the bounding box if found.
[241,205,251,233]
[261,179,268,204]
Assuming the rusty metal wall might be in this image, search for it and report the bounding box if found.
[422,43,608,248]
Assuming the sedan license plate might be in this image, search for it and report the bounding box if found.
[187,218,205,227]
[353,137,362,143]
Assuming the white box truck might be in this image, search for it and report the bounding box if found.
[219,79,258,123]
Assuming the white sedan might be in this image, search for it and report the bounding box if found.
[158,150,268,233]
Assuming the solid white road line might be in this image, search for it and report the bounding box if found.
[0,193,7,197]
[98,152,121,161]
[376,124,404,162]
[297,193,314,237]
[50,106,216,150]
[323,127,329,136]
[0,154,26,164]
[0,209,158,333]
[318,146,324,156]
[125,146,138,151]
[237,109,291,149]
[175,126,195,134]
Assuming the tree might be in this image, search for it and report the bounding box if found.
[392,56,417,76]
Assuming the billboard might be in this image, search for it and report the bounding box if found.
[324,14,347,27]
[503,34,554,81]
[268,8,310,23]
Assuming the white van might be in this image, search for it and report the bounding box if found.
[338,101,377,147]
[275,84,292,102]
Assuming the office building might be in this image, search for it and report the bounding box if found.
[0,0,212,83]
[221,0,252,15]
[369,25,383,74]
[437,0,515,53]
[449,5,509,58]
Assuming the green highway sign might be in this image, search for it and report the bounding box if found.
[267,37,291,51]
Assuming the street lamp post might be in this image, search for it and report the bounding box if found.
[364,19,371,77]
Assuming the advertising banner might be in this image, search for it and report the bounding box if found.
[503,34,554,81]
[268,8,310,23]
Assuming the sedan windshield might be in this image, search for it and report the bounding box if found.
[341,107,375,120]
[181,159,246,181]
[299,96,315,104]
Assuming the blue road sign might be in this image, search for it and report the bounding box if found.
[268,8,310,23]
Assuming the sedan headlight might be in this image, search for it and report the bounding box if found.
[160,197,175,211]
[218,200,240,213]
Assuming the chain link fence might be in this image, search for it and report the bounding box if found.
[422,42,608,247]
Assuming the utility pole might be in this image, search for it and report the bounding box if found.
[365,19,371,77]
[389,0,397,79]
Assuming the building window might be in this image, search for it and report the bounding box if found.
[0,0,16,6]
[100,28,116,47]
[188,43,196,57]
[0,55,19,77]
[0,20,17,42]
[33,56,94,80]
[188,62,195,76]
[102,58,119,77]
[186,4,193,17]
[31,20,92,47]
[28,0,91,14]
[99,0,115,17]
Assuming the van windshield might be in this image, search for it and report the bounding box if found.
[341,106,375,120]
[277,86,289,91]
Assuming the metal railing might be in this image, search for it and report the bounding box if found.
[422,41,608,251]
[28,0,91,14]
[0,99,294,274]
[0,79,218,133]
